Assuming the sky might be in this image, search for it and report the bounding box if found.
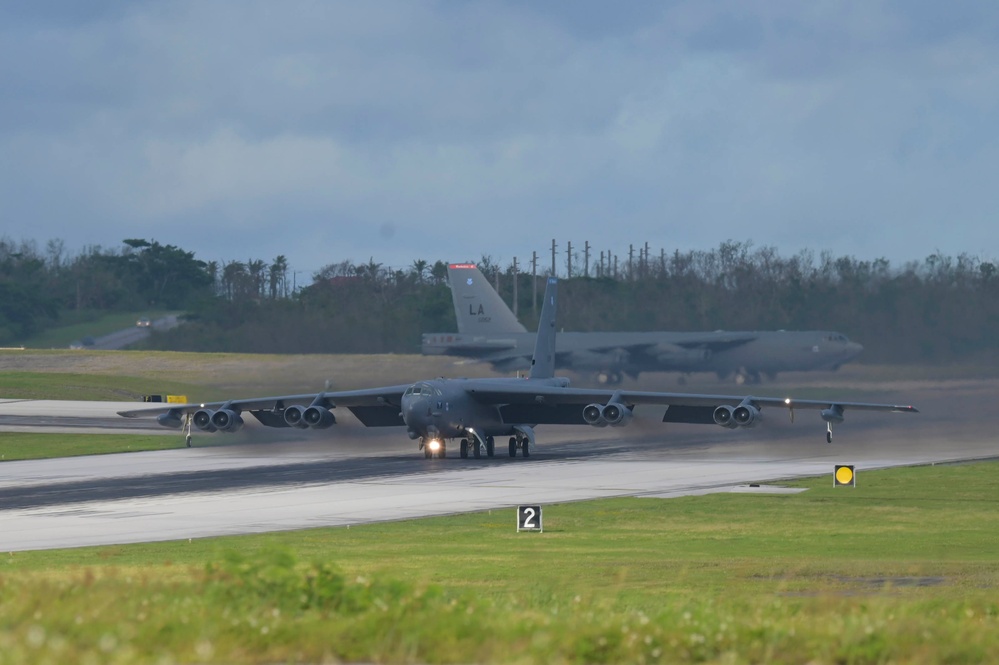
[2,0,997,277]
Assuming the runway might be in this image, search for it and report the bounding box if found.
[1,380,996,552]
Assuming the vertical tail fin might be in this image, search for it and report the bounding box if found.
[529,277,558,380]
[447,263,528,335]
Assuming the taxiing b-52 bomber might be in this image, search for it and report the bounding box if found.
[120,277,916,457]
[422,263,864,385]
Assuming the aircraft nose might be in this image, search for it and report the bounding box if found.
[401,396,429,427]
[846,341,864,358]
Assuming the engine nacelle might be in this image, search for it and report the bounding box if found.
[602,402,633,427]
[733,404,761,428]
[283,405,310,429]
[303,405,336,429]
[653,343,710,368]
[193,409,218,432]
[211,408,244,433]
[582,403,607,427]
[713,405,739,429]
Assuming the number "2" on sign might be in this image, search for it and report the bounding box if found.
[517,505,543,532]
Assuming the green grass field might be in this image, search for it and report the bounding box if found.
[0,432,192,461]
[2,462,998,664]
[0,370,201,402]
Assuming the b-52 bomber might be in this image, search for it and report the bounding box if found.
[120,277,917,458]
[422,263,864,385]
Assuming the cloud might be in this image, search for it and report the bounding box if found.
[1,1,998,272]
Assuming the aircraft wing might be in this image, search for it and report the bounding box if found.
[463,383,917,428]
[117,384,412,428]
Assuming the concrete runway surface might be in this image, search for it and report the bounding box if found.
[1,380,996,552]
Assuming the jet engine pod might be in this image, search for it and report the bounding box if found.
[582,403,607,427]
[211,408,244,433]
[733,404,761,428]
[602,402,633,427]
[193,409,218,432]
[283,405,310,429]
[303,405,336,429]
[713,405,739,429]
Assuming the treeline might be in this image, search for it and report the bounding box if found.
[2,238,997,365]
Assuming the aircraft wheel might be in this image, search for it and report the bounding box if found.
[185,435,192,448]
[486,436,495,457]
[424,446,432,459]
[509,437,517,458]
[522,440,530,458]
[460,439,468,458]
[826,430,833,444]
[473,441,481,458]
[439,443,447,458]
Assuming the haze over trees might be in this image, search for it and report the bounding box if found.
[1,237,996,365]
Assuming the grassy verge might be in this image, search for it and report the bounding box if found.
[0,433,185,462]
[0,371,200,402]
[2,462,998,663]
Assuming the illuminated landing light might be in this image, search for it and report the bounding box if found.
[427,439,442,452]
[784,398,792,405]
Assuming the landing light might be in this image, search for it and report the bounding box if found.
[784,398,792,405]
[427,439,442,451]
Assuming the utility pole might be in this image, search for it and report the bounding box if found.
[584,241,590,277]
[566,240,573,278]
[628,244,634,280]
[512,257,519,318]
[550,238,557,277]
[531,251,538,318]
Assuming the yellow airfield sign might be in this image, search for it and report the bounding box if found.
[834,465,856,487]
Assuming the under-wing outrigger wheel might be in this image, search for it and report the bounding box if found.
[826,422,833,443]
[186,435,192,448]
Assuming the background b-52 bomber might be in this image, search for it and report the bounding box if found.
[421,263,863,385]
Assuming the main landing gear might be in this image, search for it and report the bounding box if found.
[508,434,530,458]
[458,436,496,459]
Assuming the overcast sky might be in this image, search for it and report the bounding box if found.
[2,1,997,276]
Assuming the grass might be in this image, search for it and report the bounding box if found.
[2,462,998,663]
[0,433,187,462]
[0,370,200,402]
